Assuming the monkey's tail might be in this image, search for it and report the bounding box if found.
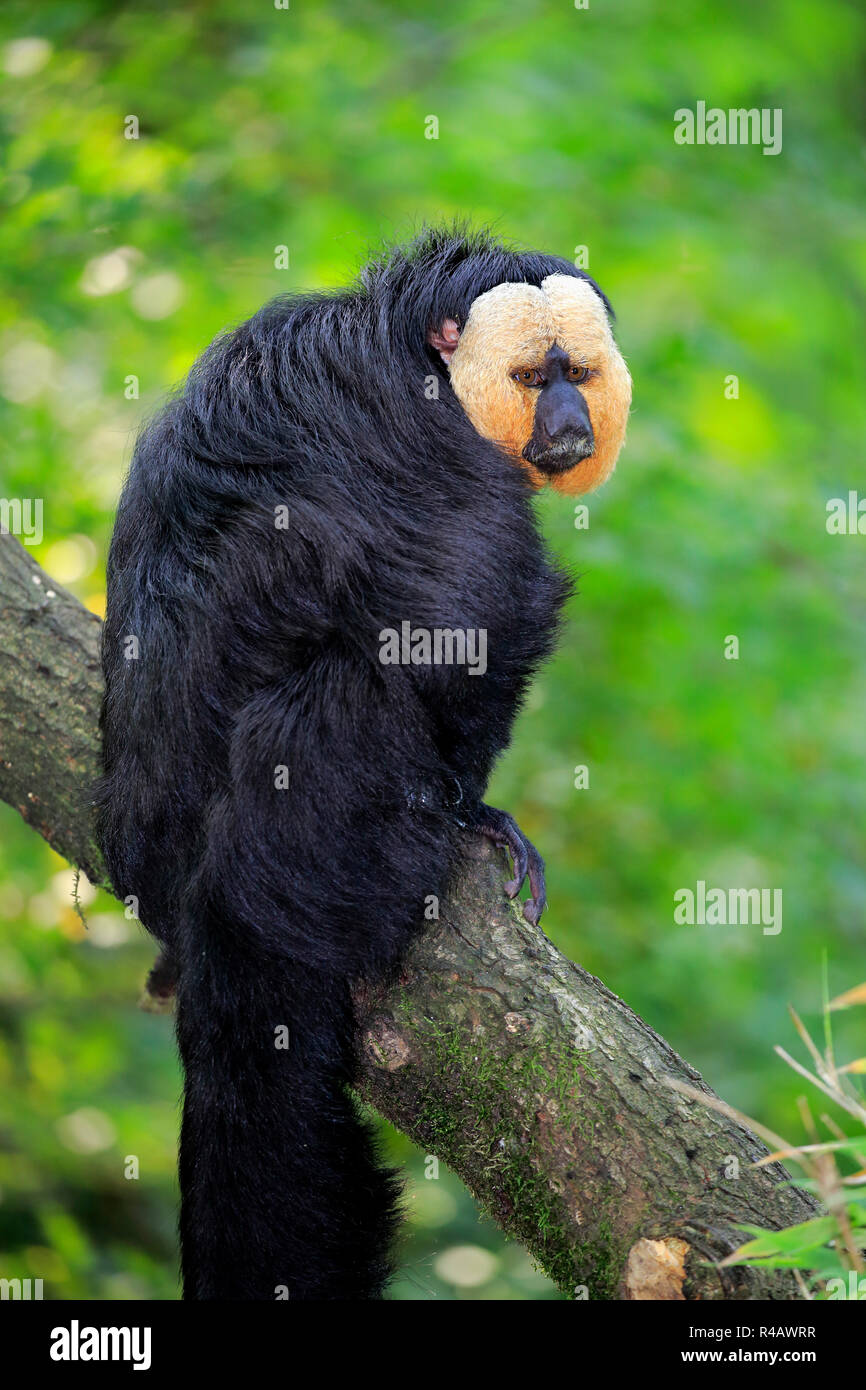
[174,913,400,1301]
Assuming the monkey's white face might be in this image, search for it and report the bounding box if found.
[431,275,631,496]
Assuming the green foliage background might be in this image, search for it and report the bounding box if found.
[0,0,863,1300]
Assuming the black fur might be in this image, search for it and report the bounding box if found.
[96,226,605,1300]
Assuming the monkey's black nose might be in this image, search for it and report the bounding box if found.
[540,403,590,446]
[524,380,595,472]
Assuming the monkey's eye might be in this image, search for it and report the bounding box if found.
[512,368,544,387]
[567,364,591,384]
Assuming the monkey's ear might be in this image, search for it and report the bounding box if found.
[427,318,460,365]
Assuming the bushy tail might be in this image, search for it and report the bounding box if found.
[175,913,400,1301]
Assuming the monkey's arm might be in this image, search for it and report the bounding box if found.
[406,640,557,925]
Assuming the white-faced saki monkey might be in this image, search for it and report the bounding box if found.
[97,226,632,1300]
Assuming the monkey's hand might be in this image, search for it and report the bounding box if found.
[459,801,547,926]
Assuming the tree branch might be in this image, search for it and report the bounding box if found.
[0,534,817,1299]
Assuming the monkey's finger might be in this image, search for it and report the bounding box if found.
[502,827,530,898]
[522,846,547,925]
[522,882,547,926]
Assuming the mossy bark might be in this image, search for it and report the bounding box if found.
[0,534,818,1298]
[357,836,817,1299]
